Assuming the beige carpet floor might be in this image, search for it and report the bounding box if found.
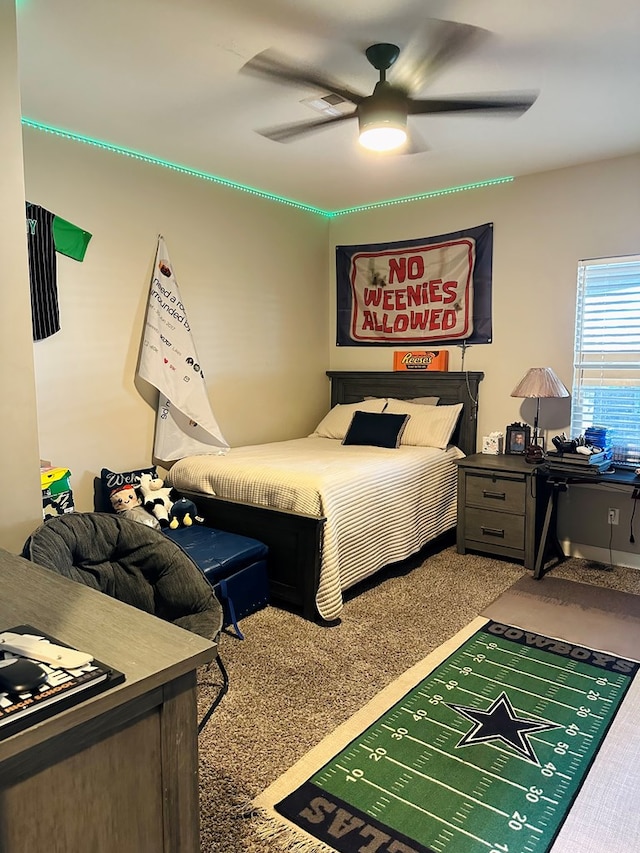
[195,547,640,852]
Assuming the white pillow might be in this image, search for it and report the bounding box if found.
[311,399,387,440]
[383,399,464,449]
[386,396,440,406]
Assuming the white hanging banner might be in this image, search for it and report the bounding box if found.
[137,235,229,462]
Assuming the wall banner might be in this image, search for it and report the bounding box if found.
[336,223,493,347]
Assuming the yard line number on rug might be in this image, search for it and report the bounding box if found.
[275,620,638,853]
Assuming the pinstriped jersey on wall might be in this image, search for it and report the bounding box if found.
[25,202,92,341]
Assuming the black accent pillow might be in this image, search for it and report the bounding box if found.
[342,411,409,449]
[97,465,157,512]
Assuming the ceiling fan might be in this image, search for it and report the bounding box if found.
[241,28,537,154]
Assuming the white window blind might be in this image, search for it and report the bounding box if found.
[571,254,640,466]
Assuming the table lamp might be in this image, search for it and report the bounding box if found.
[511,367,570,463]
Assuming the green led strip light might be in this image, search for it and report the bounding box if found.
[21,118,326,216]
[328,176,514,216]
[22,117,514,216]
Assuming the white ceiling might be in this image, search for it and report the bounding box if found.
[15,0,640,212]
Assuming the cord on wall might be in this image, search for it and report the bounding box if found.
[630,489,638,544]
[458,341,479,414]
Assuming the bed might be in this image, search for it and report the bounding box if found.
[170,370,483,621]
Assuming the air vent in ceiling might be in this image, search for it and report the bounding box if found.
[301,93,353,117]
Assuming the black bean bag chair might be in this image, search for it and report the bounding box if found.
[22,512,223,641]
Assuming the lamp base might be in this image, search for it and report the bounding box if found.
[525,444,545,464]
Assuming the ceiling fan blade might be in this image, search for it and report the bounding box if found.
[409,93,538,116]
[241,49,365,106]
[392,18,491,94]
[257,111,357,143]
[401,125,430,155]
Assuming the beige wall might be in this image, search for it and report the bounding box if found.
[0,3,42,552]
[20,128,330,522]
[328,154,640,565]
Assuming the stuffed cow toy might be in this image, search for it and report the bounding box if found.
[137,473,176,528]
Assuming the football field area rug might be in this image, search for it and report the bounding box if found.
[254,577,640,853]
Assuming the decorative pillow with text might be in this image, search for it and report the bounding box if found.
[97,465,158,512]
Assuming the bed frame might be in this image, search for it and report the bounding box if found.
[183,370,483,620]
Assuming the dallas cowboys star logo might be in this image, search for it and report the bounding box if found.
[446,692,561,765]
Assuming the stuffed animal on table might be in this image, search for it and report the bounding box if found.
[109,484,160,530]
[137,473,176,528]
[169,497,203,530]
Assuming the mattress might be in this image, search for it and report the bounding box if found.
[169,437,463,620]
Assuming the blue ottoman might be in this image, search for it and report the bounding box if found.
[164,526,269,639]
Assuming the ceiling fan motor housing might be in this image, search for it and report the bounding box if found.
[358,81,408,136]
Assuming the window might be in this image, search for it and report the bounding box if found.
[571,254,640,467]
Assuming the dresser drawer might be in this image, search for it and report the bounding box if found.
[465,507,525,550]
[465,473,526,514]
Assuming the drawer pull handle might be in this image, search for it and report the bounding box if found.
[481,526,505,538]
[483,490,506,500]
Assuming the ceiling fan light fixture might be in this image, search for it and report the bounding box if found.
[359,124,407,152]
[358,89,408,152]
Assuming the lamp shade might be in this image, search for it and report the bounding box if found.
[510,367,570,399]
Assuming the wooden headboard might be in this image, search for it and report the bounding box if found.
[327,371,484,457]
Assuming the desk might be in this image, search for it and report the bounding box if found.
[534,465,640,579]
[0,548,216,853]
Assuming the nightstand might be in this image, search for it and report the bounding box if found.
[456,453,546,569]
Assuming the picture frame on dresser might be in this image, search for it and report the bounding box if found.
[505,422,530,455]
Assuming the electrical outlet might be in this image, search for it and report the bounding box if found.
[608,508,619,526]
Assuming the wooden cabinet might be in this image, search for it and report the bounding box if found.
[0,549,216,853]
[457,454,545,569]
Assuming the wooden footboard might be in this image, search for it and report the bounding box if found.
[182,491,325,621]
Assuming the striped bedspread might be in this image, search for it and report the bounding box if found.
[169,437,463,621]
